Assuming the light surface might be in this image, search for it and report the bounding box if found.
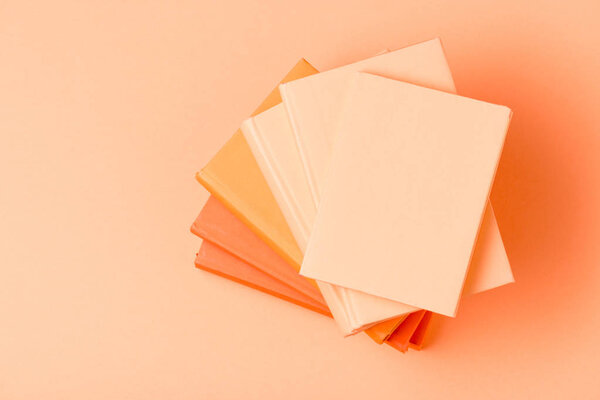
[1,0,599,398]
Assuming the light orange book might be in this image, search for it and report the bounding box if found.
[194,240,331,317]
[242,39,512,334]
[195,59,407,341]
[195,60,316,270]
[407,311,433,350]
[300,73,512,316]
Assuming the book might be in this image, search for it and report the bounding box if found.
[300,72,512,316]
[366,315,406,344]
[241,101,509,333]
[279,38,513,327]
[194,240,331,317]
[191,196,323,304]
[245,38,512,333]
[195,59,318,271]
[280,41,512,294]
[407,311,434,351]
[385,311,428,353]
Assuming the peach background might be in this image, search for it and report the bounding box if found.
[1,0,599,398]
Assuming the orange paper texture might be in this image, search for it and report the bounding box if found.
[301,73,512,316]
[365,316,406,344]
[194,241,330,317]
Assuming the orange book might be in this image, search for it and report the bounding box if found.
[194,240,331,317]
[191,196,323,304]
[365,316,406,344]
[408,311,434,350]
[385,310,428,353]
[195,60,316,270]
[195,60,406,342]
[300,73,511,316]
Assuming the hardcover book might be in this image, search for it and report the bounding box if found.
[191,196,323,303]
[245,39,512,332]
[300,72,512,316]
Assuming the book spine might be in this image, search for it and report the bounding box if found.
[279,83,322,206]
[240,116,312,253]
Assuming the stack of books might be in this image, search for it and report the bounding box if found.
[191,38,514,353]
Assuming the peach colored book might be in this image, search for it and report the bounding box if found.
[280,38,513,296]
[194,240,331,317]
[301,73,512,316]
[246,39,512,333]
[195,60,405,342]
[241,102,510,334]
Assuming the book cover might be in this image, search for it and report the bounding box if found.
[280,39,513,294]
[279,37,513,323]
[244,39,512,333]
[300,73,512,316]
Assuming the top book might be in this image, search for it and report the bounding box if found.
[300,72,511,317]
[274,38,512,330]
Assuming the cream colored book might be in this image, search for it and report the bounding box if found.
[241,104,363,334]
[279,38,513,325]
[242,101,511,333]
[301,72,512,316]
